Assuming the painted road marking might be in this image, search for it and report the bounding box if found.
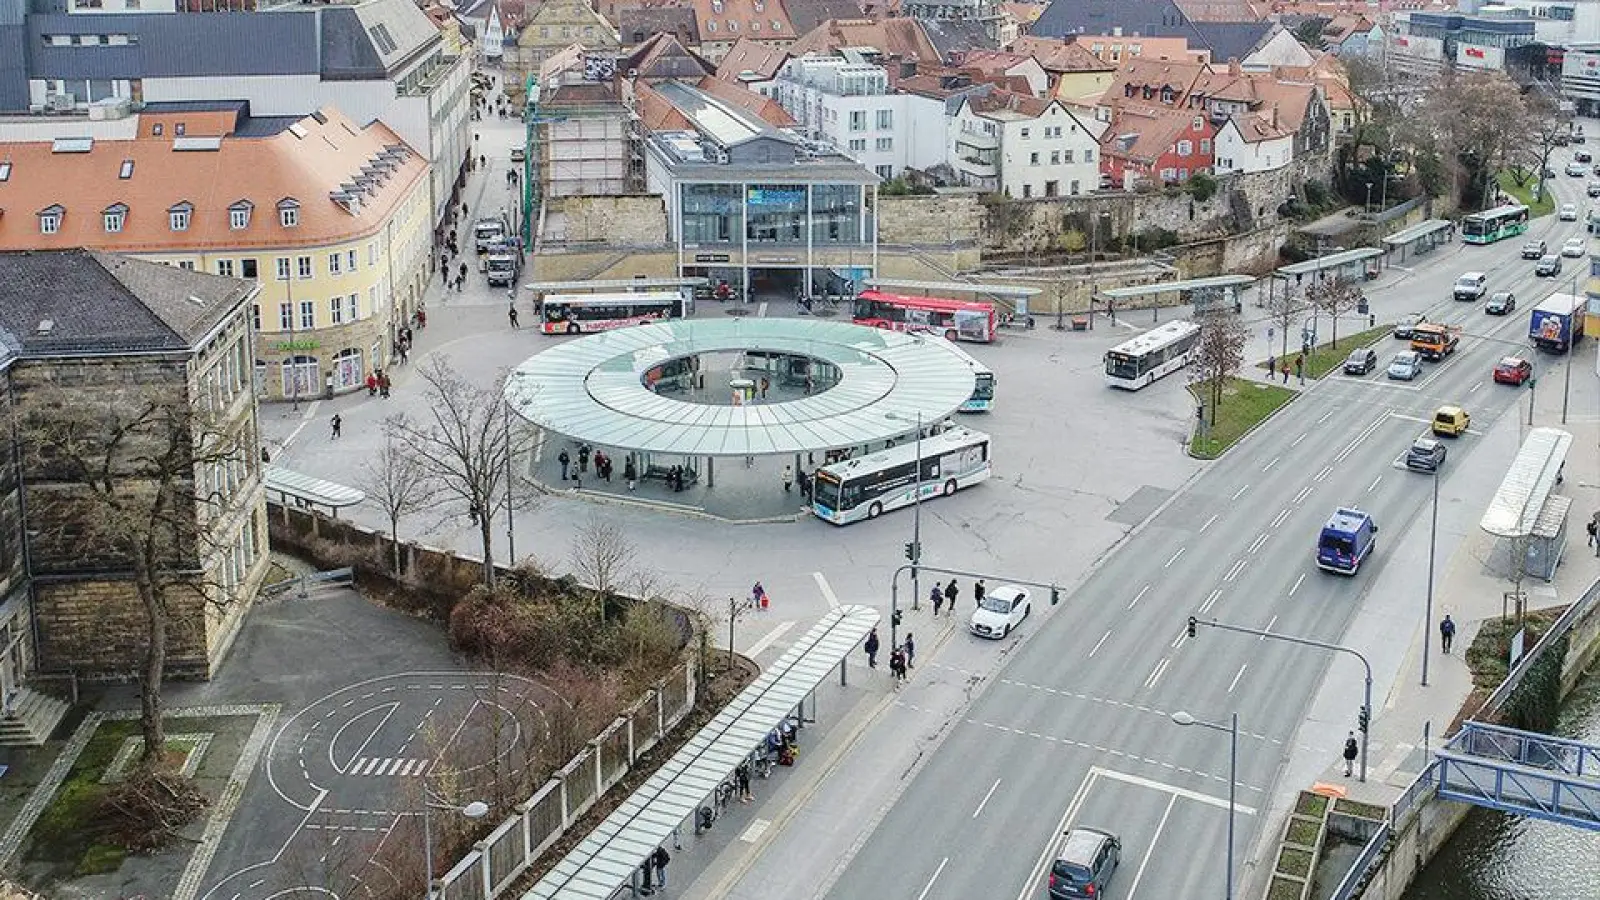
[1368,475,1383,493]
[1291,432,1308,447]
[1262,456,1280,472]
[1317,409,1336,424]
[1231,484,1250,500]
[1165,548,1185,568]
[1014,770,1100,900]
[1091,768,1259,815]
[1144,658,1170,690]
[1270,508,1290,529]
[1288,574,1305,597]
[1200,514,1218,533]
[757,301,769,317]
[1315,465,1334,482]
[973,778,1003,818]
[1228,664,1247,694]
[917,857,950,900]
[1128,585,1150,610]
[1261,614,1278,639]
[740,818,772,843]
[1224,560,1246,582]
[1090,630,1112,658]
[813,572,840,609]
[1123,794,1176,900]
[1468,380,1482,393]
[349,757,430,777]
[1248,532,1269,554]
[746,621,795,657]
[1335,413,1389,463]
[1294,485,1313,504]
[1199,590,1221,615]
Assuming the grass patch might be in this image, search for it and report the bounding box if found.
[1334,798,1388,821]
[1189,378,1297,459]
[1464,607,1565,689]
[75,843,125,876]
[1295,791,1330,817]
[1268,877,1306,900]
[1258,323,1393,381]
[1277,846,1314,878]
[1286,816,1322,846]
[28,719,138,867]
[1498,170,1557,219]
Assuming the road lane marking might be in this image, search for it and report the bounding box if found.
[1231,484,1250,500]
[1317,409,1336,424]
[1291,432,1308,447]
[1335,412,1389,463]
[1262,456,1280,472]
[1090,630,1112,657]
[1128,585,1150,610]
[1288,574,1305,597]
[1270,508,1289,529]
[1368,475,1383,493]
[1315,465,1333,482]
[1248,532,1269,554]
[916,857,949,900]
[1171,627,1189,649]
[745,621,795,657]
[1228,664,1247,694]
[1200,514,1218,533]
[1014,772,1100,900]
[1199,589,1221,615]
[1124,795,1176,900]
[740,819,771,843]
[1165,548,1185,568]
[1092,768,1259,815]
[1261,614,1278,639]
[1294,486,1313,504]
[757,301,769,317]
[973,778,1003,818]
[1468,380,1482,393]
[812,572,839,609]
[1143,658,1170,689]
[1224,560,1246,582]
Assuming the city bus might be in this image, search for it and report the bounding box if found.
[539,292,686,334]
[853,290,997,343]
[936,340,996,411]
[1461,203,1530,245]
[811,426,992,524]
[1104,320,1202,390]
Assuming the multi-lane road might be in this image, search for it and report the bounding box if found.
[826,173,1594,900]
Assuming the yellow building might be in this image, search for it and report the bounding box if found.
[509,0,620,103]
[0,103,432,401]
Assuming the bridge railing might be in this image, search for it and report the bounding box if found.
[1475,577,1600,720]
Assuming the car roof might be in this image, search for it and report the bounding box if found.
[1394,351,1419,360]
[1436,404,1465,415]
[1347,347,1372,357]
[1058,827,1114,863]
[1412,437,1440,448]
[990,584,1028,600]
[1490,291,1512,298]
[1459,271,1486,279]
[1498,356,1528,366]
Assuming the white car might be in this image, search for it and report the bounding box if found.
[969,584,1032,639]
[1560,203,1579,221]
[1562,237,1587,257]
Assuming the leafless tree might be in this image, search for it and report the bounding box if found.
[1264,283,1309,361]
[386,356,535,587]
[1191,310,1248,426]
[1519,85,1571,204]
[1425,70,1530,208]
[568,514,631,625]
[358,425,438,578]
[1305,276,1365,352]
[18,383,252,764]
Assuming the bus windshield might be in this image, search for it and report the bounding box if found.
[972,373,996,400]
[1105,353,1140,380]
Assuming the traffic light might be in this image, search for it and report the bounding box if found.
[1050,585,1061,606]
[1187,616,1198,638]
[904,541,921,562]
[1358,704,1370,733]
[1528,376,1538,390]
[892,608,903,626]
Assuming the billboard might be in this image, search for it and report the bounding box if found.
[1456,43,1507,71]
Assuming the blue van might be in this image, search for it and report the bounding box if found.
[1317,508,1378,574]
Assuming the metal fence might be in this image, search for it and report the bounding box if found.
[432,656,697,899]
[1477,578,1600,718]
[1391,761,1439,831]
[1329,822,1391,900]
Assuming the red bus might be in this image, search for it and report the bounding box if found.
[852,290,996,343]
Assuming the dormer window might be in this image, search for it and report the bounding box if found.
[707,19,716,31]
[119,159,134,179]
[1161,87,1175,103]
[38,204,63,235]
[152,122,163,136]
[103,202,127,233]
[169,200,193,232]
[229,200,253,230]
[729,19,738,31]
[0,162,10,182]
[278,197,300,228]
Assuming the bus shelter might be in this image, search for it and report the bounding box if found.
[1381,218,1454,264]
[263,466,365,519]
[862,279,1043,315]
[1481,427,1573,583]
[1099,274,1258,321]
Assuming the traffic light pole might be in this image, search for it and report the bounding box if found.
[1187,615,1373,782]
[889,563,1060,659]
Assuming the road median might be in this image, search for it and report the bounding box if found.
[1188,377,1297,459]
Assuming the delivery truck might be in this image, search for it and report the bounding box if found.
[1529,292,1587,353]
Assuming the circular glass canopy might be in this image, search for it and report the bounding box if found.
[504,318,977,457]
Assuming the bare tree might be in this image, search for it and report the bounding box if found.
[1519,85,1570,204]
[568,514,631,625]
[1264,283,1309,361]
[1191,310,1248,425]
[386,356,534,587]
[1425,71,1530,208]
[1305,276,1365,353]
[18,383,252,764]
[358,426,438,578]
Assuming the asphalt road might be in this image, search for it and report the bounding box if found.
[827,168,1596,900]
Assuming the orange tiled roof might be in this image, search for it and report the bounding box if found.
[0,107,427,254]
[694,75,798,126]
[685,0,796,43]
[787,17,940,62]
[1008,36,1115,73]
[1074,34,1208,65]
[1104,105,1203,163]
[962,87,1050,119]
[715,35,792,80]
[1100,57,1211,108]
[1225,108,1293,143]
[1196,71,1318,131]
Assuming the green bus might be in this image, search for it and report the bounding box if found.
[1462,203,1530,245]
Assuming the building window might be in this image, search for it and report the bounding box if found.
[229,203,251,230]
[1030,152,1039,165]
[241,258,258,279]
[1064,149,1074,163]
[876,109,892,130]
[875,137,892,151]
[366,287,377,318]
[299,299,314,330]
[103,207,125,232]
[279,303,292,330]
[330,297,344,325]
[849,138,866,152]
[1050,151,1060,164]
[680,183,742,245]
[275,257,291,281]
[347,294,360,321]
[1070,179,1080,195]
[279,206,299,228]
[1177,140,1193,156]
[178,260,195,270]
[152,123,163,136]
[849,110,867,132]
[118,159,133,179]
[747,183,808,243]
[875,164,893,179]
[217,259,235,278]
[170,207,191,231]
[252,303,261,331]
[333,348,363,391]
[367,242,378,266]
[1200,139,1211,154]
[810,183,860,244]
[1045,181,1059,197]
[296,256,312,279]
[329,253,342,275]
[347,249,358,271]
[1020,127,1030,139]
[1022,184,1032,198]
[39,212,61,234]
[1085,148,1094,162]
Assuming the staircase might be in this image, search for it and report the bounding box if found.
[0,688,70,746]
[1229,189,1255,232]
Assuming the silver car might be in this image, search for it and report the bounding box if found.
[1388,351,1422,381]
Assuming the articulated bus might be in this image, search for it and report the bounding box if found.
[539,292,686,334]
[1104,320,1202,390]
[811,426,992,524]
[853,290,997,343]
[1462,203,1530,245]
[935,340,996,411]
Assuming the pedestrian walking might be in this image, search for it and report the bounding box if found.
[736,760,753,802]
[1281,361,1290,384]
[902,632,915,669]
[1267,354,1275,378]
[864,627,880,668]
[944,579,959,616]
[931,584,943,616]
[624,457,637,491]
[759,376,770,399]
[578,443,591,473]
[1295,354,1305,384]
[639,860,655,896]
[330,414,342,439]
[1588,518,1596,547]
[752,581,768,610]
[459,261,468,284]
[508,305,520,328]
[379,371,391,398]
[782,465,793,493]
[558,449,571,480]
[888,647,907,685]
[365,372,378,397]
[1440,614,1456,654]
[1342,731,1359,777]
[651,847,670,888]
[974,579,986,608]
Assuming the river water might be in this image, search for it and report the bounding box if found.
[1404,667,1600,899]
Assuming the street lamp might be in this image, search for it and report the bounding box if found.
[885,409,926,647]
[1365,182,1373,213]
[1170,710,1238,900]
[422,797,489,900]
[1423,463,1438,687]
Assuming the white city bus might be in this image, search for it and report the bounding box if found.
[936,340,996,412]
[811,426,992,525]
[1104,320,1202,390]
[539,292,686,334]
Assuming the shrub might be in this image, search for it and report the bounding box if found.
[1186,171,1218,202]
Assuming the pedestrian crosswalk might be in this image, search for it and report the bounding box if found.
[346,757,430,777]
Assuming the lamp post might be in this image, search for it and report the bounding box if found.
[886,409,926,640]
[421,798,489,899]
[1365,182,1373,213]
[1423,464,1438,687]
[1563,270,1578,424]
[1170,710,1237,900]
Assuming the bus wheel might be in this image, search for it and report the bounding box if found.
[944,329,958,342]
[942,479,957,496]
[566,323,580,334]
[867,502,882,519]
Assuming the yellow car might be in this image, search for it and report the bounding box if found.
[1432,405,1471,437]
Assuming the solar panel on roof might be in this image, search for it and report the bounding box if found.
[51,137,93,153]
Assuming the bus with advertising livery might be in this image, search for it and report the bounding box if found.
[1104,320,1202,390]
[811,426,992,525]
[853,290,997,343]
[1461,203,1530,245]
[539,292,686,334]
[935,340,996,411]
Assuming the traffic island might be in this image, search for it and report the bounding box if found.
[1188,378,1297,459]
[1256,323,1392,382]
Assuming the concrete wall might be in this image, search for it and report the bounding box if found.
[877,192,986,246]
[553,195,669,247]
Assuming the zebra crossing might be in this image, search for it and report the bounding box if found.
[345,757,430,777]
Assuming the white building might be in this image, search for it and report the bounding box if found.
[771,53,948,180]
[950,90,1104,197]
[1213,111,1294,175]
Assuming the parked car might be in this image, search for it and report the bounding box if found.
[1561,203,1580,221]
[1343,347,1378,375]
[1432,405,1471,437]
[1522,239,1548,259]
[1485,291,1517,315]
[1406,437,1448,472]
[1048,828,1122,900]
[1564,237,1588,257]
[1494,355,1534,385]
[1452,272,1488,301]
[968,584,1031,639]
[1537,254,1564,276]
[1388,351,1423,381]
[1393,313,1429,339]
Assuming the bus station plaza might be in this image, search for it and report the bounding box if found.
[503,317,983,521]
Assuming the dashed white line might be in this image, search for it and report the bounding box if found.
[1368,474,1384,493]
[1200,514,1218,533]
[1124,796,1177,900]
[1248,533,1269,554]
[1090,630,1112,658]
[1315,465,1334,482]
[972,778,1003,818]
[1231,484,1250,500]
[1288,574,1305,597]
[1468,380,1482,394]
[1224,560,1247,582]
[1294,486,1313,504]
[1291,432,1308,447]
[1172,627,1190,649]
[1229,664,1248,693]
[1199,589,1222,615]
[1270,508,1290,529]
[1165,548,1186,568]
[1262,456,1280,472]
[1128,585,1151,610]
[1317,409,1336,424]
[1144,658,1171,689]
[916,857,950,900]
[1261,614,1278,639]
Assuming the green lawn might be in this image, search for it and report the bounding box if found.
[1498,170,1557,219]
[1189,378,1297,459]
[1258,323,1393,381]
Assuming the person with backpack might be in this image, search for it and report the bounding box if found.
[652,846,670,888]
[863,628,880,668]
[888,647,907,685]
[1439,614,1456,654]
[1343,731,1359,777]
[943,579,959,616]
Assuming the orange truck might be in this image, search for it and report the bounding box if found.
[1410,323,1460,361]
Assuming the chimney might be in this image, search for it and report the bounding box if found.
[1227,57,1241,76]
[1271,102,1279,129]
[1112,26,1122,37]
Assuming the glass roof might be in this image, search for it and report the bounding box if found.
[505,318,976,456]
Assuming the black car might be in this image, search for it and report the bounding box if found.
[1536,254,1563,277]
[1393,313,1428,339]
[1344,347,1378,375]
[1485,291,1516,315]
[1048,828,1121,899]
[1406,437,1447,472]
[1578,151,1594,163]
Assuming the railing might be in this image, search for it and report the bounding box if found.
[260,567,354,598]
[1391,761,1438,830]
[1476,577,1600,719]
[1329,822,1391,900]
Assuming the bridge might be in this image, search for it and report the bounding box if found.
[1435,720,1600,830]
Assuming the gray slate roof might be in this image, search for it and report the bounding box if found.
[0,250,254,357]
[1187,20,1274,63]
[1032,0,1190,38]
[27,10,320,81]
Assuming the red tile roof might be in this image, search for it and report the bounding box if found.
[787,17,941,62]
[1008,36,1116,73]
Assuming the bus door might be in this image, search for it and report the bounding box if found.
[954,309,991,341]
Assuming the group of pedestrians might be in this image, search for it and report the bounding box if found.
[1264,352,1306,385]
[862,627,915,685]
[928,578,982,617]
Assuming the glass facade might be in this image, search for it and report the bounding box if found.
[679,182,867,246]
[811,184,860,244]
[746,184,809,243]
[681,184,743,244]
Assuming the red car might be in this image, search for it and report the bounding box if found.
[1494,356,1533,385]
